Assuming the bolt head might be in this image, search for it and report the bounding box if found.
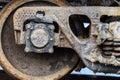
[48,48,54,53]
[26,24,31,29]
[25,47,30,52]
[50,38,53,41]
[27,37,29,39]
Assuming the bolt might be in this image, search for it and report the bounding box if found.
[25,47,30,53]
[50,38,53,41]
[37,49,41,52]
[27,37,29,39]
[49,48,54,53]
[26,24,31,29]
[36,12,44,19]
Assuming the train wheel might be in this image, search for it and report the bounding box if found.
[0,0,79,80]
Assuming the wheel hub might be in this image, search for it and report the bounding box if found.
[30,28,49,48]
[25,21,55,53]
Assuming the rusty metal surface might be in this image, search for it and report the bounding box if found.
[1,0,120,80]
[13,6,120,67]
[0,0,79,80]
[24,22,55,53]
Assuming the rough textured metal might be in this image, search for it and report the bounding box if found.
[12,3,120,73]
[13,6,120,68]
[13,7,120,55]
[11,5,120,77]
[30,29,49,48]
[2,0,120,80]
[85,22,120,66]
[25,22,55,53]
[0,0,79,80]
